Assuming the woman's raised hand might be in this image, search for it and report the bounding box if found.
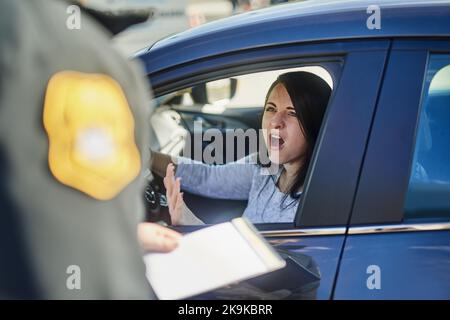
[163,163,184,225]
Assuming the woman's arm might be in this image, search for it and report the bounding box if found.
[174,154,257,200]
[150,149,257,200]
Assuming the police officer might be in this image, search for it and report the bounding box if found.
[0,0,178,299]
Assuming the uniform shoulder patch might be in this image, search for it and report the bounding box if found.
[43,71,141,200]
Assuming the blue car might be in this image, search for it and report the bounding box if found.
[137,0,450,299]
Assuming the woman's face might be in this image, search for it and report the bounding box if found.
[262,83,306,166]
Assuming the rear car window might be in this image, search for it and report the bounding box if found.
[404,54,450,219]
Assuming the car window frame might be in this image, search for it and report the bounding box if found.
[349,39,450,226]
[144,39,390,229]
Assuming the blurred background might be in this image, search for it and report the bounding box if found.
[79,0,305,55]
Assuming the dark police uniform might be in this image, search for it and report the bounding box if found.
[0,0,155,299]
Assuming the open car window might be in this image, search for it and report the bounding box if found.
[149,64,337,226]
[158,66,333,113]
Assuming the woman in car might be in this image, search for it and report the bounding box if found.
[152,71,331,224]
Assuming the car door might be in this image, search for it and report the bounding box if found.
[145,39,389,299]
[251,42,389,300]
[333,40,450,299]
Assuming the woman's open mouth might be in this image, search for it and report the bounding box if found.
[270,133,285,150]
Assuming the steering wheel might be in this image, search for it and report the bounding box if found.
[143,172,171,224]
[144,183,160,213]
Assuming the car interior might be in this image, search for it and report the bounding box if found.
[144,65,335,225]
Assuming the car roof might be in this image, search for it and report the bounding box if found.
[138,0,450,75]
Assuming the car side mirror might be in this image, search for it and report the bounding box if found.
[191,78,238,105]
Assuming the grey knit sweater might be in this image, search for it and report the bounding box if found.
[174,153,301,225]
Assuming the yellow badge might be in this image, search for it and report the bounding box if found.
[43,71,141,200]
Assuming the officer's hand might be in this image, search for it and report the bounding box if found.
[163,163,184,225]
[138,222,181,253]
